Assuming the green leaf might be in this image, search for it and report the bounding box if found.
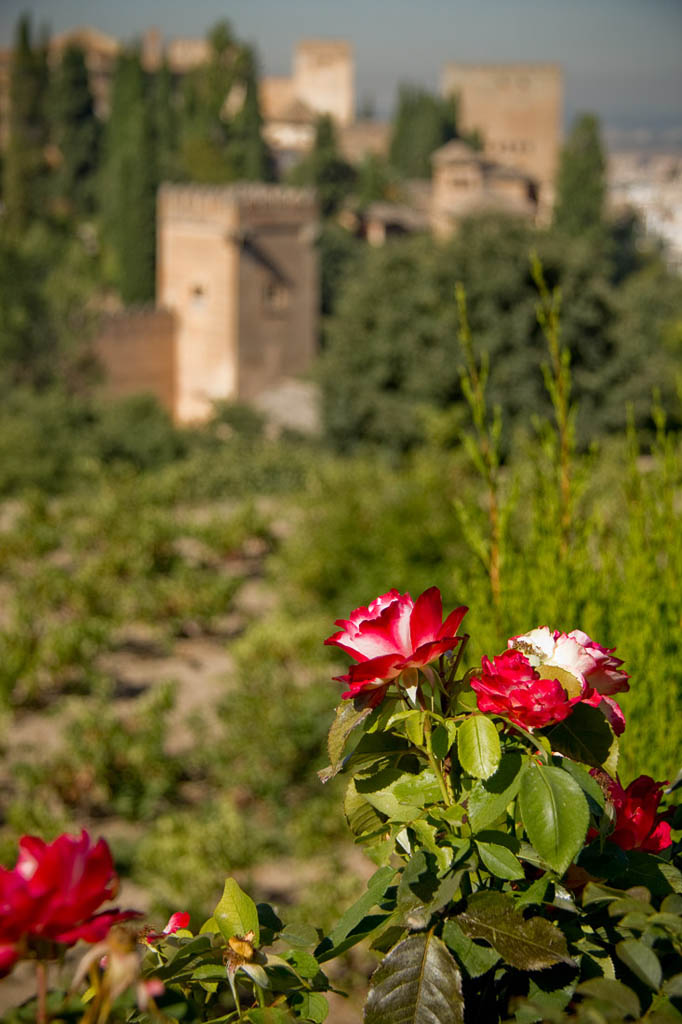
[442,918,499,978]
[345,778,385,837]
[192,964,227,981]
[364,932,464,1024]
[467,751,525,832]
[289,991,329,1022]
[319,702,373,781]
[456,891,575,970]
[214,878,260,946]
[356,766,422,821]
[577,978,640,1019]
[457,715,501,780]
[278,922,319,949]
[404,710,425,747]
[392,770,444,806]
[476,840,524,880]
[545,703,618,774]
[199,916,218,934]
[244,1009,297,1024]
[431,723,453,759]
[240,962,270,988]
[664,974,682,998]
[560,759,606,812]
[283,950,320,980]
[616,938,662,990]
[519,763,589,874]
[316,865,396,962]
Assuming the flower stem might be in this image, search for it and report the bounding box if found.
[36,960,48,1024]
[424,716,452,807]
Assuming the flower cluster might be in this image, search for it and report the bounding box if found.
[325,587,467,701]
[0,830,139,976]
[471,625,629,733]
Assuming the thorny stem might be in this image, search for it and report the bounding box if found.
[423,716,453,807]
[36,960,48,1024]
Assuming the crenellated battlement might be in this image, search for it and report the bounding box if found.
[158,183,317,220]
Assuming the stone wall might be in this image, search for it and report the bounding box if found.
[94,308,176,412]
[441,63,562,209]
[294,39,354,126]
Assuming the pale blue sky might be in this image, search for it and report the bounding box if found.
[1,0,681,136]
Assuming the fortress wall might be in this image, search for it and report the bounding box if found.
[93,308,176,413]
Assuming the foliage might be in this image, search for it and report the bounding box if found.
[554,114,607,239]
[2,14,49,233]
[389,84,457,178]
[289,116,356,218]
[99,49,156,303]
[319,217,682,452]
[51,44,100,216]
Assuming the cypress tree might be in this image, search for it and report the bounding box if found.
[152,59,179,184]
[553,113,607,238]
[3,15,49,233]
[100,50,156,304]
[289,115,355,218]
[228,45,270,181]
[389,85,456,178]
[52,44,100,216]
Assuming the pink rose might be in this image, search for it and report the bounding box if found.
[509,627,628,733]
[326,587,467,701]
[471,649,583,730]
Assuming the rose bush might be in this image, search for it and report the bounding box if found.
[2,587,680,1024]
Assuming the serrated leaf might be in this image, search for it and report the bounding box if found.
[431,723,453,759]
[364,932,464,1024]
[577,977,640,1018]
[392,770,443,806]
[315,865,396,962]
[319,703,373,782]
[545,703,618,774]
[192,964,227,981]
[519,763,589,874]
[240,962,270,988]
[616,938,662,990]
[199,916,218,934]
[344,778,385,837]
[283,950,320,980]
[560,759,606,811]
[404,710,424,747]
[214,878,260,946]
[456,891,575,970]
[356,766,422,821]
[664,974,682,998]
[467,751,525,832]
[278,922,319,949]
[289,991,328,1022]
[442,918,500,978]
[457,715,501,780]
[476,840,524,880]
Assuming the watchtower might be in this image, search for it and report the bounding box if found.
[157,184,318,423]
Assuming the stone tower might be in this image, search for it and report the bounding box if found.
[441,63,562,212]
[293,40,354,126]
[156,184,318,423]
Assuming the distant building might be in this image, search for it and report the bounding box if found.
[430,139,538,237]
[440,63,562,215]
[609,151,682,271]
[95,184,319,423]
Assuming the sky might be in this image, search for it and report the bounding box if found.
[1,0,681,140]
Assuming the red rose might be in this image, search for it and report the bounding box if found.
[325,587,467,701]
[0,831,140,976]
[470,649,584,730]
[594,774,672,853]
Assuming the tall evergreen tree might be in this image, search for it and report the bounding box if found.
[3,15,49,233]
[151,59,179,184]
[52,44,100,216]
[389,85,456,178]
[100,50,156,304]
[227,45,270,181]
[553,113,606,238]
[289,115,355,218]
